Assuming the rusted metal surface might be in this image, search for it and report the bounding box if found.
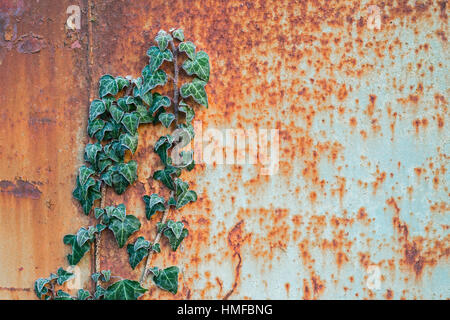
[0,0,448,299]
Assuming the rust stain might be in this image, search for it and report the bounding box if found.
[0,179,42,199]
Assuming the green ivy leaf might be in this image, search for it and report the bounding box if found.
[108,215,141,248]
[76,227,95,247]
[54,290,73,300]
[182,51,210,82]
[154,135,173,165]
[34,278,49,299]
[77,289,91,300]
[91,272,101,283]
[147,46,173,73]
[150,93,171,114]
[136,104,154,124]
[167,220,185,239]
[89,99,106,121]
[143,194,166,219]
[87,118,106,137]
[153,166,180,191]
[104,279,147,300]
[63,234,91,266]
[102,96,115,111]
[118,160,138,185]
[127,237,150,269]
[111,203,126,221]
[78,165,95,186]
[152,266,179,294]
[121,112,140,135]
[119,133,138,154]
[99,74,119,98]
[179,100,195,123]
[152,243,161,253]
[94,285,106,299]
[155,30,172,51]
[84,143,102,168]
[109,103,125,123]
[175,178,197,209]
[179,41,196,60]
[117,97,133,112]
[158,112,175,128]
[73,176,102,215]
[141,68,167,94]
[101,270,111,282]
[103,141,125,163]
[172,29,184,41]
[108,167,130,195]
[164,227,188,251]
[115,76,130,91]
[180,78,208,108]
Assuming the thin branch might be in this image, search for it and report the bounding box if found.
[93,184,106,289]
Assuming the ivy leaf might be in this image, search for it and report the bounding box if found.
[103,141,125,163]
[73,176,102,215]
[96,154,113,174]
[108,215,141,248]
[87,118,106,137]
[147,46,173,73]
[127,237,150,269]
[141,67,167,94]
[117,97,132,112]
[152,266,179,294]
[94,208,104,219]
[76,227,94,247]
[121,112,140,135]
[164,227,188,251]
[34,278,49,299]
[84,143,102,168]
[172,29,184,41]
[54,290,73,300]
[153,166,180,191]
[179,41,196,59]
[109,103,125,123]
[99,74,119,98]
[115,76,130,91]
[150,93,171,114]
[111,203,126,221]
[91,272,101,283]
[152,243,161,253]
[136,104,154,124]
[102,96,115,111]
[94,285,106,299]
[101,270,111,282]
[78,165,95,186]
[168,196,176,207]
[104,279,147,300]
[179,100,195,123]
[89,99,106,121]
[158,112,175,128]
[154,135,173,165]
[175,178,197,209]
[63,234,91,266]
[118,160,138,185]
[182,51,210,82]
[155,30,172,51]
[77,289,91,300]
[180,78,208,108]
[119,133,138,154]
[143,194,166,219]
[167,220,185,239]
[111,169,130,195]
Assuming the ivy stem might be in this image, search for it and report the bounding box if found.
[93,184,106,289]
[140,40,179,285]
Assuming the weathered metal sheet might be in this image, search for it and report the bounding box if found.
[0,0,448,299]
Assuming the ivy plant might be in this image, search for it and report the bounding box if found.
[34,28,209,300]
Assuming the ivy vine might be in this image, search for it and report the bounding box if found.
[34,28,209,300]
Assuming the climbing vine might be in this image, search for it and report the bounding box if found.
[34,29,209,300]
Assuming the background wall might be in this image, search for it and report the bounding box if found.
[0,0,448,299]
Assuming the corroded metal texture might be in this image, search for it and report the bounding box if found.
[0,0,448,300]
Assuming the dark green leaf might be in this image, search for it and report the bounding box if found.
[152,266,179,294]
[77,289,91,300]
[164,227,188,251]
[84,143,102,168]
[179,100,195,123]
[111,203,126,221]
[167,220,185,239]
[94,285,106,299]
[87,118,106,137]
[54,290,73,300]
[141,68,167,94]
[89,99,106,121]
[179,41,196,59]
[109,103,124,123]
[154,135,173,165]
[127,237,150,269]
[172,29,184,41]
[78,165,95,186]
[99,74,118,98]
[143,194,166,219]
[34,278,49,299]
[150,93,171,114]
[147,46,173,73]
[155,30,172,51]
[63,234,91,266]
[175,178,197,209]
[119,133,138,154]
[115,76,130,91]
[101,270,111,282]
[153,166,180,191]
[103,141,125,163]
[180,78,208,108]
[158,112,175,128]
[121,112,140,136]
[104,279,147,300]
[136,104,154,124]
[108,215,141,248]
[182,51,210,81]
[118,160,138,185]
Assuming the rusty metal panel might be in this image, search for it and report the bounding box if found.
[0,0,448,300]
